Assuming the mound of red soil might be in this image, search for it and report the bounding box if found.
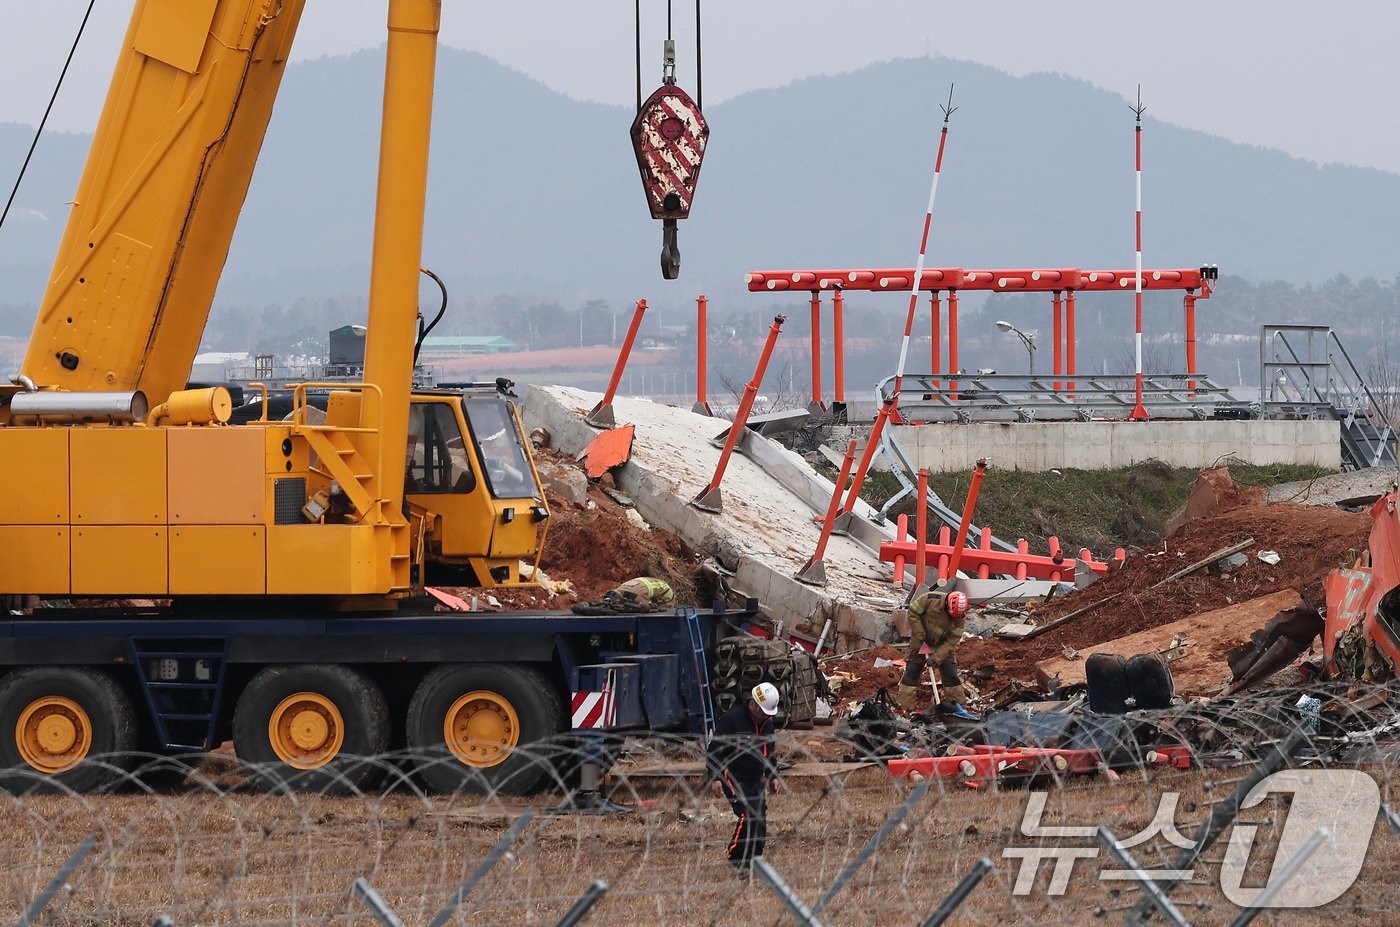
[436,450,702,611]
[961,500,1369,684]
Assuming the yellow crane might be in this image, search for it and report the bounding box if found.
[0,0,547,604]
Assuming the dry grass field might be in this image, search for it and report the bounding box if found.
[4,732,1399,926]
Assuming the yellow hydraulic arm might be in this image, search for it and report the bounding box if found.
[21,0,308,405]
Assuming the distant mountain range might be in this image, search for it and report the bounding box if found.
[2,49,1398,322]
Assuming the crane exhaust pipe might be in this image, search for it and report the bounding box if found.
[9,390,149,424]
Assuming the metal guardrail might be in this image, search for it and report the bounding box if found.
[874,372,1242,423]
[1260,324,1397,469]
[875,423,1016,552]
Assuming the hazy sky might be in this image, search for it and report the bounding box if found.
[3,1,1398,175]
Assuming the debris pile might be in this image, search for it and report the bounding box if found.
[961,492,1369,687]
[434,448,704,610]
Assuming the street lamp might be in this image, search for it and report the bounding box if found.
[994,320,1037,377]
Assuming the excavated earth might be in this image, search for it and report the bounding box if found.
[432,448,703,611]
[959,498,1370,685]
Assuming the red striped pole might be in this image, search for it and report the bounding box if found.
[841,86,955,514]
[891,86,957,418]
[1129,87,1149,421]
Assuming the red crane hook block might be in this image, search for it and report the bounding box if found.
[630,83,709,279]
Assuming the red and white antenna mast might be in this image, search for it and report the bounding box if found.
[837,85,956,520]
[1129,86,1149,420]
[892,85,957,415]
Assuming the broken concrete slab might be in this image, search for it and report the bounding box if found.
[536,459,589,505]
[522,387,900,650]
[712,408,811,440]
[1266,467,1396,507]
[959,577,1064,603]
[1033,588,1304,698]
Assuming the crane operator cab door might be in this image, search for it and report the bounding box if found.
[404,392,547,587]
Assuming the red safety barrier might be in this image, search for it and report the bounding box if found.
[889,744,1192,780]
[748,266,1204,294]
[878,535,1126,582]
[892,513,909,587]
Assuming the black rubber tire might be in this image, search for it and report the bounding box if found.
[232,665,390,795]
[1127,653,1175,710]
[1085,653,1132,714]
[0,667,137,794]
[406,663,564,795]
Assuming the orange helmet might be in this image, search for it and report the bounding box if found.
[946,591,969,619]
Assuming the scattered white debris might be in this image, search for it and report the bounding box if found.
[1257,550,1281,565]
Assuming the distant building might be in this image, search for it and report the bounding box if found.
[191,350,253,382]
[417,335,517,360]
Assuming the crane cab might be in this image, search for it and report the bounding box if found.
[405,387,548,587]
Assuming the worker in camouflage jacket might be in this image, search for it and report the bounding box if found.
[898,588,971,711]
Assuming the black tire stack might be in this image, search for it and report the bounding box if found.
[710,637,818,730]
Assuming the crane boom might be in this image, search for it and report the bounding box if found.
[21,0,306,403]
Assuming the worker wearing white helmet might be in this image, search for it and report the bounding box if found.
[898,588,972,712]
[706,681,784,872]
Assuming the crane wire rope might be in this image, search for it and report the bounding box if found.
[634,0,703,111]
[0,0,97,234]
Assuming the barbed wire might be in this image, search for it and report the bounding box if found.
[4,683,1400,925]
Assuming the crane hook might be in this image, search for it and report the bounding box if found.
[661,220,680,279]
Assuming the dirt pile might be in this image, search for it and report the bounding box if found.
[822,644,908,703]
[961,496,1369,684]
[435,449,703,610]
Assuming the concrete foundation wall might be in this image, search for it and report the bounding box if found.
[831,420,1341,474]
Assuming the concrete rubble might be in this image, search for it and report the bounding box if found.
[518,386,1400,785]
[523,386,903,649]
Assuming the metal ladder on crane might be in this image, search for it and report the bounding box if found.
[678,606,716,737]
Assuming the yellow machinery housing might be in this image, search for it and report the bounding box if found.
[0,0,548,602]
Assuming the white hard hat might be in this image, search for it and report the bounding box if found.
[751,682,780,716]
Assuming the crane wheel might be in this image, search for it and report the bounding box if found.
[0,667,136,794]
[233,665,390,795]
[407,664,563,795]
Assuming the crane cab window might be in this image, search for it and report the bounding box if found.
[463,397,537,500]
[406,402,475,494]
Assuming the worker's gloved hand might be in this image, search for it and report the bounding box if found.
[709,779,723,798]
[769,778,785,796]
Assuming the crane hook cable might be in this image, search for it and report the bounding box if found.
[0,0,97,234]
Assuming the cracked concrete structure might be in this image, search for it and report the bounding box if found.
[523,387,903,651]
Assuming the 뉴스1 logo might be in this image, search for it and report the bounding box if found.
[1003,768,1379,907]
